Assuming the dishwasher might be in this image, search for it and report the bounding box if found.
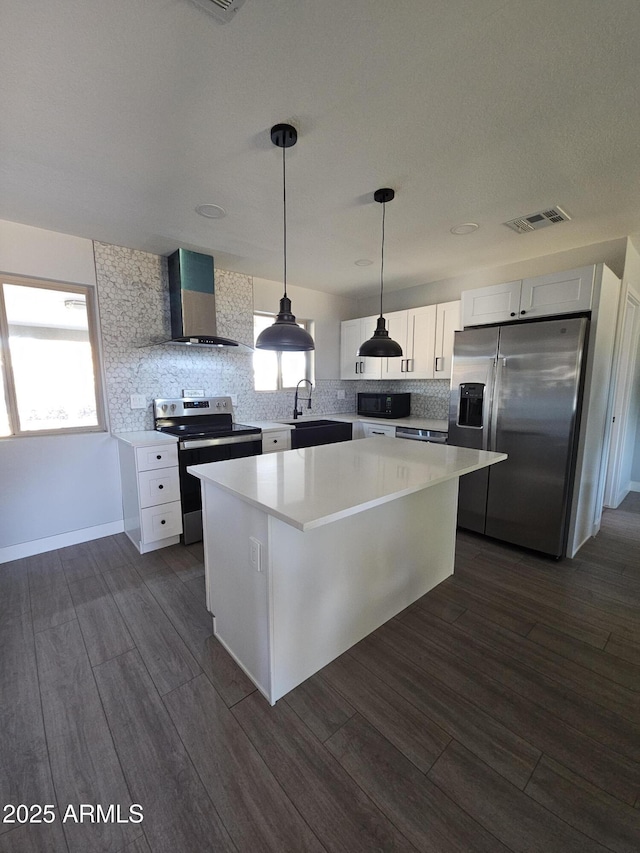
[395,426,448,444]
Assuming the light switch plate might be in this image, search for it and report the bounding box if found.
[130,394,146,409]
[249,537,262,572]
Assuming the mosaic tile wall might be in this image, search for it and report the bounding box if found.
[93,241,449,432]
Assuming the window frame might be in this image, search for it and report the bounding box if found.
[253,311,315,391]
[0,274,108,438]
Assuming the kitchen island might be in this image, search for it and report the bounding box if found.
[188,437,505,704]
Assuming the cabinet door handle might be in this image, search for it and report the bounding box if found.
[520,310,526,315]
[510,312,516,317]
[407,358,414,372]
[400,359,406,372]
[435,356,444,372]
[372,430,385,435]
[160,519,166,525]
[360,361,365,373]
[158,484,164,489]
[156,454,162,460]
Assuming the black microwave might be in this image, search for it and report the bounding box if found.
[357,392,410,419]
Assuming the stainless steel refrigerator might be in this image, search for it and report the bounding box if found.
[448,316,588,558]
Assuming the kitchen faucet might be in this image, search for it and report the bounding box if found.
[293,379,313,419]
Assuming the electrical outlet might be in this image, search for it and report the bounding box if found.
[130,394,146,409]
[249,537,262,572]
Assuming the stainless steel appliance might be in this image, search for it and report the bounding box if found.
[448,317,588,557]
[357,392,410,419]
[396,426,447,443]
[154,396,261,544]
[164,249,250,348]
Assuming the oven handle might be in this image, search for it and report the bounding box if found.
[179,434,261,450]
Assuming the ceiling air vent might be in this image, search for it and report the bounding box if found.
[189,0,246,24]
[504,206,571,234]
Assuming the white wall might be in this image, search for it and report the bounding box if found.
[0,220,123,561]
[356,238,627,316]
[253,277,358,380]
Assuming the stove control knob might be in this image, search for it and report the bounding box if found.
[170,404,176,412]
[222,400,227,408]
[215,401,220,408]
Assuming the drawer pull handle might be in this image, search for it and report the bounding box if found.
[161,519,166,525]
[273,439,278,443]
[156,454,162,460]
[158,484,164,489]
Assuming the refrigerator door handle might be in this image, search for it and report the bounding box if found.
[488,357,501,451]
[482,358,499,450]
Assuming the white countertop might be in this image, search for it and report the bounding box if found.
[113,430,178,447]
[189,436,505,531]
[242,414,448,432]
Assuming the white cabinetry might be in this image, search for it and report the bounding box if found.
[361,421,397,438]
[262,429,292,453]
[462,267,594,327]
[116,436,182,554]
[381,302,461,380]
[341,301,461,382]
[340,317,382,379]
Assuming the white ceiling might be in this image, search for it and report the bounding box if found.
[2,0,640,298]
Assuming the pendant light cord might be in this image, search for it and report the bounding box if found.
[282,143,287,299]
[379,199,386,318]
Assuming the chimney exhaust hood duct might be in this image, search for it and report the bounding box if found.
[166,249,250,349]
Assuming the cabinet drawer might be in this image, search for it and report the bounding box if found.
[262,430,291,453]
[362,422,397,438]
[135,443,178,472]
[138,467,180,508]
[140,501,182,543]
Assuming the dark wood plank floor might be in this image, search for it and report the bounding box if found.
[2,493,639,852]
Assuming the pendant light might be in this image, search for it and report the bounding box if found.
[255,123,315,352]
[357,188,403,358]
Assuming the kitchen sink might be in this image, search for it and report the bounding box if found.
[282,419,352,449]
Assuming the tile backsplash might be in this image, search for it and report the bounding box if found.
[94,241,449,432]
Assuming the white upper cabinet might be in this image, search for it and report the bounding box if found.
[434,300,463,379]
[380,310,410,379]
[462,267,595,327]
[461,280,522,327]
[520,266,594,319]
[341,301,461,381]
[340,316,382,379]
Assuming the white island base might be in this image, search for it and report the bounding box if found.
[190,437,505,705]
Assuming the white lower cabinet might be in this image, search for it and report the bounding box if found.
[262,429,292,453]
[116,437,182,554]
[361,422,397,438]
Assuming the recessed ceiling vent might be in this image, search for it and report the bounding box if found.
[189,0,246,24]
[504,206,571,234]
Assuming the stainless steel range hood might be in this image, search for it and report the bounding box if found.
[166,248,250,348]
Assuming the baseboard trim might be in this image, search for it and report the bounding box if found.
[0,520,125,564]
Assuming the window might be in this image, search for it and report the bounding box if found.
[253,313,314,391]
[0,275,106,436]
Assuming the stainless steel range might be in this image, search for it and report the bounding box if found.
[154,396,261,544]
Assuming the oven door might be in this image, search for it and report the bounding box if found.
[178,437,262,544]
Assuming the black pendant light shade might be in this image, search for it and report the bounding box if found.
[255,124,315,352]
[357,187,403,359]
[358,316,403,357]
